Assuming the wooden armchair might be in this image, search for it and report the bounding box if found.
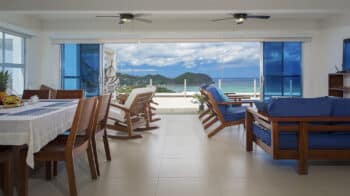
[107,87,156,139]
[204,86,253,138]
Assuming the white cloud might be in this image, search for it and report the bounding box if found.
[105,42,260,68]
[122,68,157,73]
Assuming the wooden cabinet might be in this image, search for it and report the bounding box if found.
[329,73,350,97]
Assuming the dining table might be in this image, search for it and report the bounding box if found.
[0,99,78,196]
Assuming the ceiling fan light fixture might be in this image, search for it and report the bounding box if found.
[235,17,245,24]
[121,18,130,23]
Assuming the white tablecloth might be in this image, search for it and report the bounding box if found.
[0,100,78,167]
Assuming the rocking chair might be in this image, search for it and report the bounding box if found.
[107,87,157,139]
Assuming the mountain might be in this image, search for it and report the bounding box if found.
[117,72,213,86]
[174,72,213,85]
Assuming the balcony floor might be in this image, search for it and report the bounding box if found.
[29,114,350,196]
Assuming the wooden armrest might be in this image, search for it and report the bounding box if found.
[247,107,270,121]
[151,100,159,105]
[217,102,243,106]
[110,103,130,112]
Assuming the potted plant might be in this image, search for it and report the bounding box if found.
[0,71,9,104]
[192,93,206,112]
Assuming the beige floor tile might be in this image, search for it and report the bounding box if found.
[27,114,350,196]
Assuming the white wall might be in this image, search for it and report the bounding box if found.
[305,14,350,97]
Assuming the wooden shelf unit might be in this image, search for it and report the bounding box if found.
[329,73,350,97]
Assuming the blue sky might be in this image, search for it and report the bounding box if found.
[105,42,260,78]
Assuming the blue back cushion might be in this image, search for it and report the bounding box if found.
[268,97,333,117]
[331,97,350,116]
[206,85,227,114]
[254,100,270,113]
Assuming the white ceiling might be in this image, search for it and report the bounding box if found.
[1,0,350,13]
[27,11,334,23]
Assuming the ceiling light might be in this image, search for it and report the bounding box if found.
[235,17,245,24]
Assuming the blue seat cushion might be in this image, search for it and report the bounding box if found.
[253,124,350,150]
[222,106,246,122]
[268,97,333,117]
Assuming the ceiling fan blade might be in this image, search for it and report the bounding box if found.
[96,15,120,18]
[246,15,271,19]
[212,17,234,22]
[133,13,152,17]
[134,18,152,23]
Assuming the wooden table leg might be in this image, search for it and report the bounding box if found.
[18,145,28,196]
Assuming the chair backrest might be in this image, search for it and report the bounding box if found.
[40,84,57,99]
[66,97,97,150]
[129,92,154,116]
[22,89,51,99]
[204,88,225,122]
[56,90,84,99]
[94,94,112,133]
[124,87,154,109]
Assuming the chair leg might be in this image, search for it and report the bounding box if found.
[65,156,77,196]
[199,109,209,119]
[208,125,225,138]
[91,136,100,176]
[18,146,28,196]
[87,143,98,179]
[45,161,52,180]
[3,159,13,196]
[103,129,112,161]
[204,117,218,129]
[53,161,58,177]
[202,114,214,124]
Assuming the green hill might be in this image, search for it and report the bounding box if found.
[117,72,213,86]
[174,72,213,85]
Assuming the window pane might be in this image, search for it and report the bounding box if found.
[4,67,24,94]
[283,42,302,76]
[283,77,302,96]
[62,44,79,76]
[264,76,283,100]
[80,44,100,97]
[263,42,283,75]
[63,78,80,89]
[4,34,23,64]
[343,40,350,71]
[0,33,3,63]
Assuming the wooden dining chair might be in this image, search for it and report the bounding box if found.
[22,89,51,99]
[91,94,112,176]
[0,147,13,196]
[55,90,84,99]
[34,97,98,196]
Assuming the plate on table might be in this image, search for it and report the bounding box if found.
[1,102,25,109]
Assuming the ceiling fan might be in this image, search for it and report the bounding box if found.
[212,13,270,24]
[96,13,152,24]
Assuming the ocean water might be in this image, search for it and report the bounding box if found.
[158,78,260,93]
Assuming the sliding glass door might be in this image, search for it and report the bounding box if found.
[262,42,302,100]
[61,44,101,97]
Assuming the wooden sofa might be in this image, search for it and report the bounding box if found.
[246,97,350,174]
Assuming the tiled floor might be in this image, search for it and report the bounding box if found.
[28,115,350,196]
